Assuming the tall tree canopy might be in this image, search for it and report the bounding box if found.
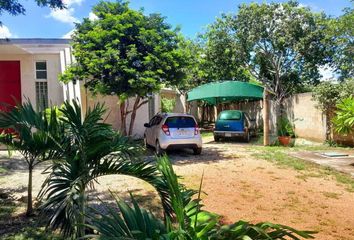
[61,1,189,135]
[204,1,333,103]
[327,6,354,80]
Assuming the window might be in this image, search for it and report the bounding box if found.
[165,116,196,128]
[35,61,48,111]
[218,111,242,120]
[35,61,47,79]
[36,82,48,112]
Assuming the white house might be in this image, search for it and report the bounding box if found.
[0,38,186,138]
[0,38,80,111]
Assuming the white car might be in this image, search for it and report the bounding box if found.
[144,113,202,155]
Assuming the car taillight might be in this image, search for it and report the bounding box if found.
[161,124,170,135]
[194,124,199,135]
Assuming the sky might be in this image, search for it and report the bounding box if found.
[0,0,352,39]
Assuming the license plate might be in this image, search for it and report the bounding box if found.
[178,130,187,136]
[225,133,232,137]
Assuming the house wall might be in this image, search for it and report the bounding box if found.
[0,53,65,109]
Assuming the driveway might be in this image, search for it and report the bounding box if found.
[1,139,354,240]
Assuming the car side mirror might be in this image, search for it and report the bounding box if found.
[144,123,150,128]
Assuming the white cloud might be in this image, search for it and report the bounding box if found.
[62,29,75,39]
[48,8,79,25]
[63,0,84,7]
[88,12,98,21]
[319,65,337,82]
[0,25,12,38]
[47,0,84,25]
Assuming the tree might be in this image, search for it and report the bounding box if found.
[204,1,333,105]
[326,6,354,80]
[0,102,61,216]
[39,101,173,238]
[0,0,64,24]
[61,1,188,136]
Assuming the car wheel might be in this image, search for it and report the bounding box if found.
[214,136,220,142]
[155,140,165,156]
[193,147,202,155]
[244,131,250,143]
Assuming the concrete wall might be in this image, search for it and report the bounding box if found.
[81,89,156,138]
[283,93,327,142]
[81,88,187,138]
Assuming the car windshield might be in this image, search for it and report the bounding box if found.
[219,111,242,120]
[165,116,196,128]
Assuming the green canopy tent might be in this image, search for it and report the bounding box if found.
[187,81,264,104]
[187,81,270,145]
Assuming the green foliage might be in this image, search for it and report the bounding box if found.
[312,79,354,113]
[326,6,354,79]
[204,1,333,101]
[86,193,169,239]
[161,97,176,113]
[38,100,173,238]
[277,117,295,137]
[333,97,354,134]
[86,156,316,240]
[61,1,188,98]
[0,101,62,215]
[61,1,190,135]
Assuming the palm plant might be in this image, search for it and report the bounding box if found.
[38,101,172,238]
[333,96,354,134]
[0,101,61,216]
[85,156,316,240]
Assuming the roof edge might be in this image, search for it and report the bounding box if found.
[0,38,71,45]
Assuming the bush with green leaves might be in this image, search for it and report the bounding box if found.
[161,97,176,113]
[277,117,295,137]
[85,156,316,240]
[312,79,354,140]
[333,97,354,134]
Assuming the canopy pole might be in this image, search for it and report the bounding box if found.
[263,89,270,146]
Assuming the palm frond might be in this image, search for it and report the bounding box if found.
[85,193,169,240]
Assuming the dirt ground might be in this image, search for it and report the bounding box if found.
[1,138,354,239]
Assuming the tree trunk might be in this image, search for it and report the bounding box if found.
[120,101,127,136]
[128,96,141,136]
[26,164,33,216]
[263,90,270,146]
[77,189,86,238]
[326,109,334,142]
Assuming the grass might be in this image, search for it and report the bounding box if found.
[201,131,213,138]
[0,166,8,174]
[3,227,63,240]
[251,147,310,171]
[322,191,341,199]
[0,198,63,240]
[250,145,354,192]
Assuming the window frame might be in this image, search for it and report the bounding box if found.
[35,60,48,81]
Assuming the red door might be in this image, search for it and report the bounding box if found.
[0,61,21,111]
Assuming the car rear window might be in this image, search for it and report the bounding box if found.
[219,111,242,120]
[165,116,196,128]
